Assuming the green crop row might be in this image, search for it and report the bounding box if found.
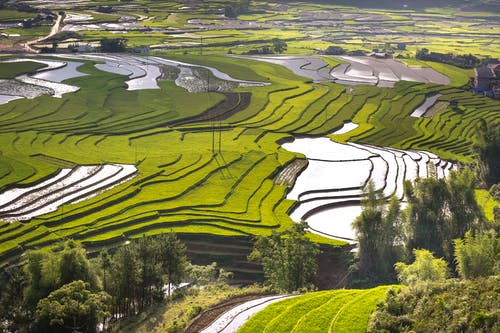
[237,286,393,333]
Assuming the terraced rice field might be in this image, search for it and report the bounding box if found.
[283,137,455,241]
[237,286,393,333]
[0,52,498,268]
[331,56,450,87]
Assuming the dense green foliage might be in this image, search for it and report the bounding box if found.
[454,231,499,279]
[0,240,104,332]
[368,276,500,332]
[352,170,488,283]
[0,234,191,332]
[353,182,403,280]
[394,249,448,286]
[404,169,484,263]
[99,38,127,52]
[102,233,188,318]
[35,280,110,333]
[474,122,500,188]
[248,222,319,292]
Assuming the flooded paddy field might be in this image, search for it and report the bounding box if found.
[282,132,455,242]
[331,56,450,87]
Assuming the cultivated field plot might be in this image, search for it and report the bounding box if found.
[331,56,450,87]
[283,136,454,241]
[0,52,498,265]
[237,286,393,333]
[0,164,137,222]
[2,0,499,57]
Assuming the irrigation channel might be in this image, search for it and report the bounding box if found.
[281,123,455,242]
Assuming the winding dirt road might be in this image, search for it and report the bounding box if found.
[24,14,62,53]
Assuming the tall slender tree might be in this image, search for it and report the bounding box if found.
[473,121,500,188]
[353,181,404,280]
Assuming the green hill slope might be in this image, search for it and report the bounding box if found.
[237,286,393,333]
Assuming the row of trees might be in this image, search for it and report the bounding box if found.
[354,167,498,283]
[416,48,480,68]
[354,121,499,283]
[242,38,288,55]
[0,233,197,333]
[224,0,251,18]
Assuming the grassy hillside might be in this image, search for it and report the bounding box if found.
[237,286,394,333]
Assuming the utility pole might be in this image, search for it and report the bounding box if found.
[212,121,215,155]
[218,121,222,153]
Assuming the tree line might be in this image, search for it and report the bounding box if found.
[353,168,498,284]
[352,122,499,284]
[0,233,230,333]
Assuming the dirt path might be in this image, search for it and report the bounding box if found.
[187,294,294,333]
[184,294,274,333]
[24,14,62,53]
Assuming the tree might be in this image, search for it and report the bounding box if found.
[35,280,110,333]
[272,38,287,54]
[100,37,127,52]
[58,240,99,290]
[0,267,28,332]
[98,249,112,293]
[108,243,139,317]
[24,240,99,311]
[454,231,499,279]
[224,5,237,18]
[394,249,447,286]
[446,169,484,240]
[404,170,484,264]
[224,0,250,18]
[368,276,500,333]
[248,222,319,292]
[474,121,500,188]
[136,236,161,311]
[352,182,404,280]
[404,177,449,259]
[415,47,429,59]
[324,45,345,55]
[157,233,188,297]
[187,262,232,286]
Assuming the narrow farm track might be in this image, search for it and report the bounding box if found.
[199,295,295,333]
[24,14,62,53]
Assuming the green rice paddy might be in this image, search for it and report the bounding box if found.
[0,52,498,263]
[237,286,393,333]
[0,1,499,271]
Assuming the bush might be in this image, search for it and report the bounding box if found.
[368,276,500,333]
[325,46,345,55]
